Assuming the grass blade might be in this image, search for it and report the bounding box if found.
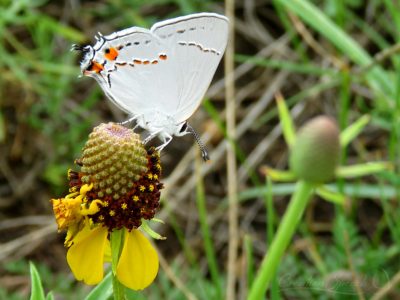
[29,262,45,300]
[276,0,394,98]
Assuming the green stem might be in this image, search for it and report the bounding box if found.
[248,180,314,300]
[110,230,126,300]
[112,274,125,300]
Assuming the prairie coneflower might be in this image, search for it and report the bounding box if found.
[51,123,163,290]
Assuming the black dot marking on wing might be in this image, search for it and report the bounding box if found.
[134,41,140,45]
[107,73,112,88]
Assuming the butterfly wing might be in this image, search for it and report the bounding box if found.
[84,13,228,124]
[88,27,181,117]
[151,13,229,123]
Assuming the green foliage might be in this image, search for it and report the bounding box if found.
[1,260,89,300]
[85,273,113,300]
[29,262,45,300]
[275,215,399,299]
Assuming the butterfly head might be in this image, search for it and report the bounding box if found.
[71,44,101,76]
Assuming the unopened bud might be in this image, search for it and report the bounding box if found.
[290,116,340,183]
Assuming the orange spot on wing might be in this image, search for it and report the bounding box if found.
[151,60,158,64]
[87,61,104,73]
[104,47,119,60]
[159,54,167,60]
[143,60,150,65]
[133,59,142,64]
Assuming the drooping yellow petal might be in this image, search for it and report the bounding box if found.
[116,230,159,290]
[66,223,109,285]
[51,196,83,230]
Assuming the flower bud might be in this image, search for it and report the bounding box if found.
[289,116,340,183]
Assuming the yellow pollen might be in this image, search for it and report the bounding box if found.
[133,195,139,201]
[153,174,158,180]
[99,215,104,221]
[156,163,161,170]
[102,201,109,207]
[69,186,79,193]
[148,184,154,192]
[109,210,116,216]
[82,196,89,204]
[121,203,128,210]
[139,185,146,192]
[147,173,153,179]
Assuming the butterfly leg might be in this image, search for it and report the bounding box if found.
[143,129,163,145]
[155,133,173,152]
[119,115,140,126]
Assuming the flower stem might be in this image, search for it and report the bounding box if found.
[248,180,314,300]
[110,230,125,300]
[112,274,125,300]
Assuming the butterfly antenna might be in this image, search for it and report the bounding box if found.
[186,123,210,161]
[71,44,83,52]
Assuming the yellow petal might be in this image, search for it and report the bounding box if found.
[116,230,159,290]
[80,183,93,194]
[81,199,103,216]
[66,223,109,285]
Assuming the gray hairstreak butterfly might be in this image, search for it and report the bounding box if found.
[73,13,229,161]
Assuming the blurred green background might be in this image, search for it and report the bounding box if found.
[0,0,399,299]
